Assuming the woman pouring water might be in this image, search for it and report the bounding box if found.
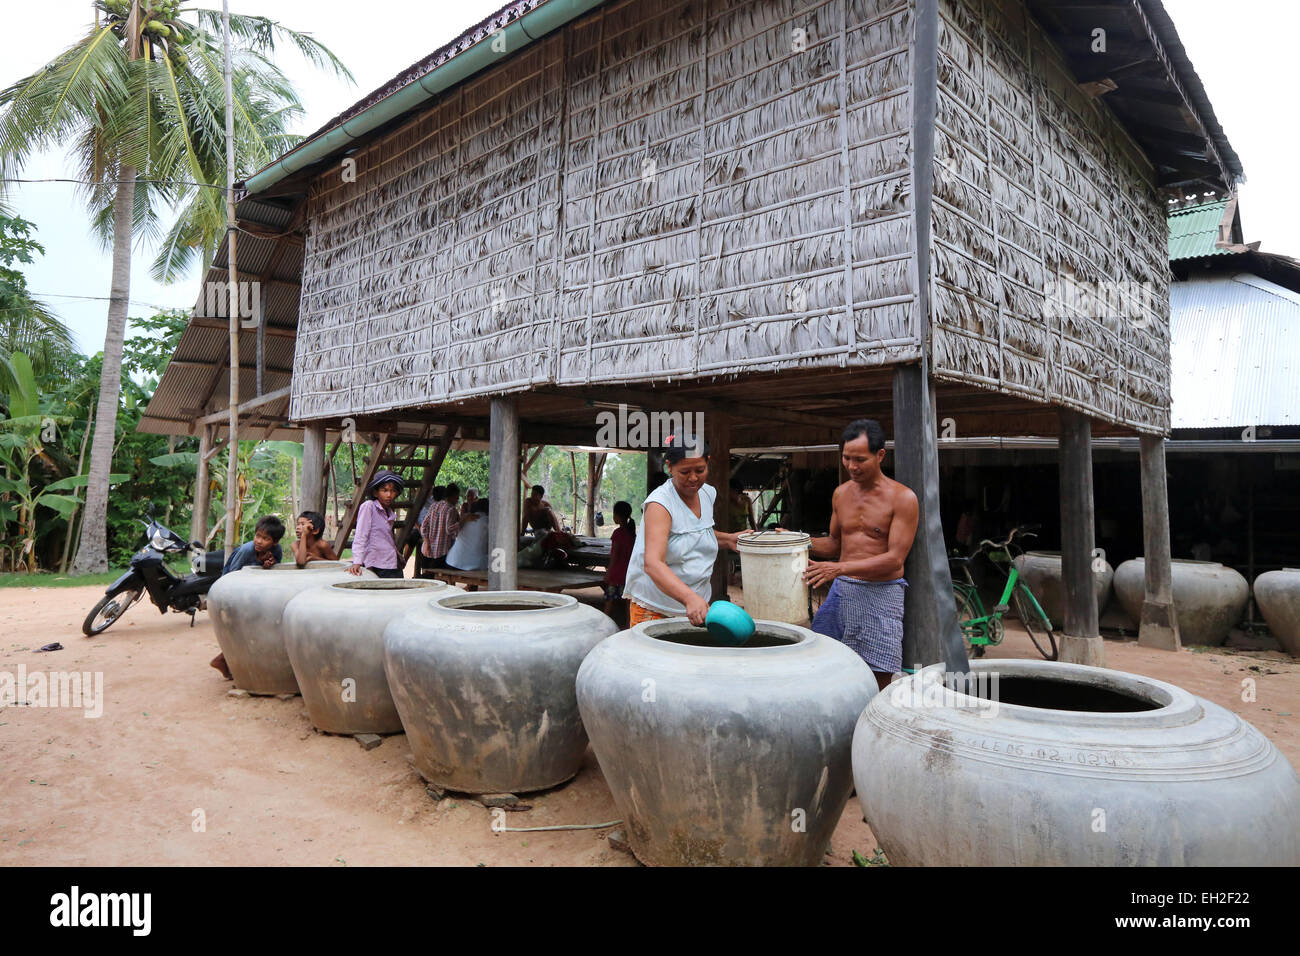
[624,435,749,627]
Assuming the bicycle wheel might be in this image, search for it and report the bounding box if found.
[952,586,986,658]
[1013,584,1057,661]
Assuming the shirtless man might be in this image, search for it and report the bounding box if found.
[522,485,559,534]
[804,419,918,690]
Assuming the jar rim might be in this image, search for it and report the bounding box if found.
[631,617,814,653]
[901,660,1195,727]
[432,591,577,615]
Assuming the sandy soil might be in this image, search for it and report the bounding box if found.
[2,584,1296,867]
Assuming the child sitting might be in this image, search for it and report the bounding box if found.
[212,515,286,679]
[292,510,338,567]
[222,515,285,574]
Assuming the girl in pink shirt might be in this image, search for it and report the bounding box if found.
[348,470,405,578]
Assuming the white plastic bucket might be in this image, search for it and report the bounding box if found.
[737,531,811,625]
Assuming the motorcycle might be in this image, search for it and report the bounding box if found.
[82,515,226,637]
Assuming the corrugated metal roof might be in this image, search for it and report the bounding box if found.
[1170,273,1300,427]
[1168,199,1232,260]
[137,196,305,440]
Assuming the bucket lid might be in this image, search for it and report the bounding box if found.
[738,530,811,550]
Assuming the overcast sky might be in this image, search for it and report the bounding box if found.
[3,0,1295,355]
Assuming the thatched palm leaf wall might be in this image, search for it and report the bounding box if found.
[291,0,1172,435]
[930,0,1170,432]
[293,0,920,420]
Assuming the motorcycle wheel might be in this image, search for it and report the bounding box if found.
[83,588,140,637]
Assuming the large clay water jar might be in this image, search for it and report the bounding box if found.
[1255,569,1300,657]
[1012,550,1113,628]
[1113,558,1249,646]
[736,531,811,625]
[853,659,1300,866]
[382,591,618,794]
[576,618,876,866]
[283,579,449,734]
[208,562,372,695]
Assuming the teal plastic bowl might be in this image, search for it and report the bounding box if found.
[705,600,756,646]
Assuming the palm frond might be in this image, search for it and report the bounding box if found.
[194,10,355,83]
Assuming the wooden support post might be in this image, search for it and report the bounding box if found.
[645,449,663,494]
[1058,409,1104,665]
[570,451,579,531]
[396,427,457,556]
[489,397,520,590]
[707,413,731,603]
[332,433,390,556]
[301,423,326,514]
[1138,434,1181,651]
[586,453,607,535]
[192,424,214,546]
[893,365,968,674]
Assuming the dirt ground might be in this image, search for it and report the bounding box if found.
[2,583,1296,866]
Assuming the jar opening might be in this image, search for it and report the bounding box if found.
[330,580,439,591]
[945,673,1164,712]
[436,592,571,613]
[451,602,554,612]
[644,622,803,648]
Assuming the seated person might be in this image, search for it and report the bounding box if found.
[222,515,285,575]
[522,484,558,533]
[538,527,578,569]
[420,483,462,570]
[291,510,337,567]
[460,487,480,519]
[446,498,490,571]
[213,515,285,679]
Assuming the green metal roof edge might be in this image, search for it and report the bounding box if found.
[242,0,607,196]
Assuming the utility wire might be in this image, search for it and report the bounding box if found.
[3,176,226,190]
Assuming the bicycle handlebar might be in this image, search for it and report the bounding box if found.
[974,525,1038,554]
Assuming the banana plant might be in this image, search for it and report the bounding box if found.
[0,351,125,570]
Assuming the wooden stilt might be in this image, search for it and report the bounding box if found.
[301,423,327,513]
[893,365,968,674]
[192,424,214,547]
[1138,434,1181,651]
[708,413,731,603]
[489,397,520,590]
[586,452,606,535]
[1058,409,1105,665]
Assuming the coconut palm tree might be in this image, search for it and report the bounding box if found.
[0,1,351,572]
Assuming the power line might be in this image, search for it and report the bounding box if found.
[3,176,227,190]
[26,292,190,311]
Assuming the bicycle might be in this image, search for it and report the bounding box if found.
[949,524,1057,661]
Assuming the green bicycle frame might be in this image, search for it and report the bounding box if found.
[957,550,1022,646]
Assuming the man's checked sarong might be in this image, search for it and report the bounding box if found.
[811,576,907,673]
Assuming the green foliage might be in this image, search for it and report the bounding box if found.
[1,4,354,281]
[852,848,889,867]
[439,451,489,497]
[521,448,648,533]
[0,307,211,569]
[0,350,96,570]
[0,215,76,394]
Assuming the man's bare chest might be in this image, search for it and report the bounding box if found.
[842,495,895,542]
